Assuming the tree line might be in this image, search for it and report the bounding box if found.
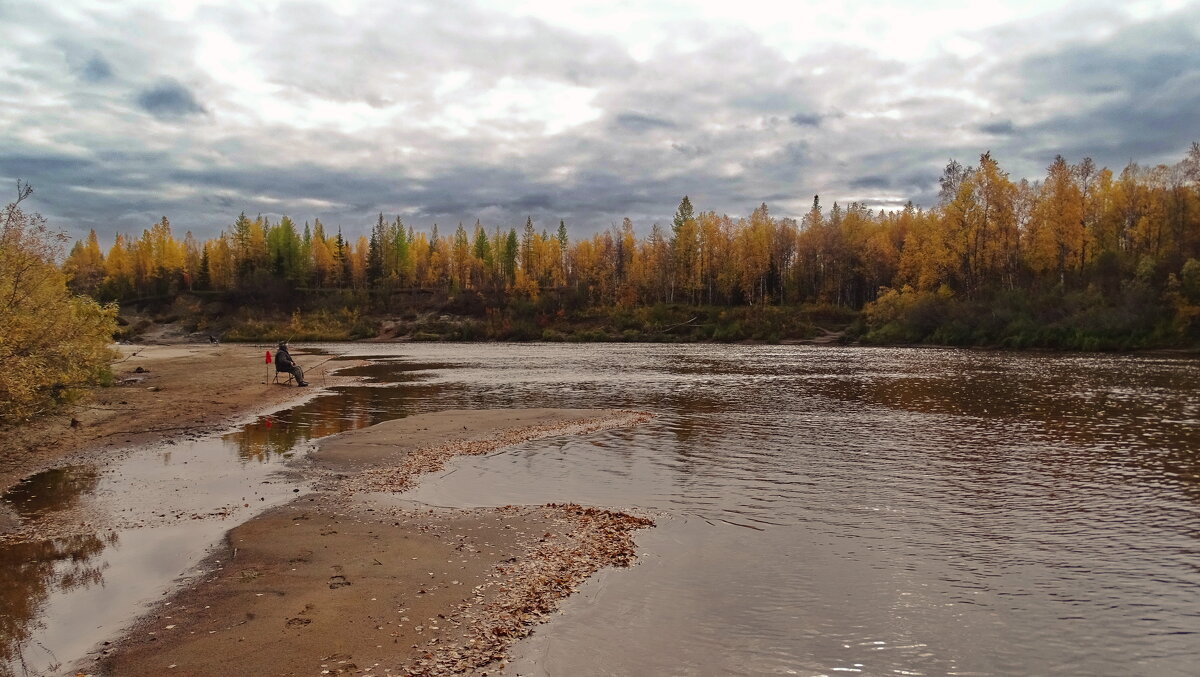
[63,144,1200,345]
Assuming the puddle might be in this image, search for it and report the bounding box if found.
[2,467,100,522]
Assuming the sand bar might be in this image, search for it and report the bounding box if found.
[91,408,654,676]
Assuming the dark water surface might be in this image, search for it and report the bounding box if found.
[2,344,1198,676]
[359,343,1200,677]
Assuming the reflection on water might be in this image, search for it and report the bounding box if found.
[2,467,99,521]
[3,344,1199,676]
[343,343,1200,677]
[0,533,116,674]
[225,360,456,461]
[0,355,443,676]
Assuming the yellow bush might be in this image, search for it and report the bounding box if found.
[0,185,117,423]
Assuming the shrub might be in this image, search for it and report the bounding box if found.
[861,285,953,343]
[223,308,379,341]
[0,185,118,423]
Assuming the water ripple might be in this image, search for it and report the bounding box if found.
[367,343,1200,677]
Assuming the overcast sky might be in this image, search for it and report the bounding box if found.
[1,0,1198,242]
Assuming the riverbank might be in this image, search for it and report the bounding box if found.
[121,298,853,344]
[92,409,654,676]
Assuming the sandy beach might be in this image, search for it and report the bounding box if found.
[0,345,654,676]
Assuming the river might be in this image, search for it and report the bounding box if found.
[3,344,1199,676]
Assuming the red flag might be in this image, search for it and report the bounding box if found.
[265,350,272,364]
[264,417,272,429]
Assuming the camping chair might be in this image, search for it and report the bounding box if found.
[273,361,305,386]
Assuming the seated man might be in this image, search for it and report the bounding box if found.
[274,341,309,386]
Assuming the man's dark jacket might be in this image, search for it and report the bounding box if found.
[275,348,296,370]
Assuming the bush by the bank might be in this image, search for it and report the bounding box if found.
[223,308,380,342]
[384,302,831,343]
[1,188,118,423]
[858,282,1193,351]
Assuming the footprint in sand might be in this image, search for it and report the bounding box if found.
[285,617,312,627]
[329,575,351,589]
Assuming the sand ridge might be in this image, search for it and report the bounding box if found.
[91,408,657,676]
[314,408,654,492]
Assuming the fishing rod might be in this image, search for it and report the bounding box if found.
[303,353,340,372]
[301,353,341,387]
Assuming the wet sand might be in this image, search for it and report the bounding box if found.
[90,409,654,676]
[0,344,330,500]
[96,500,650,677]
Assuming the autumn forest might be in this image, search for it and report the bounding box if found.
[63,145,1200,349]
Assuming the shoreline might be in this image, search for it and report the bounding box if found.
[0,343,345,499]
[90,409,655,676]
[221,334,1200,356]
[0,347,656,676]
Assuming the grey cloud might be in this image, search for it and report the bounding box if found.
[204,194,237,211]
[756,142,810,170]
[80,54,113,82]
[614,112,676,132]
[671,143,710,158]
[789,113,822,127]
[733,91,802,113]
[201,2,636,108]
[979,120,1015,135]
[136,79,205,119]
[1017,15,1200,99]
[508,193,555,211]
[850,175,890,190]
[998,4,1200,167]
[0,153,94,176]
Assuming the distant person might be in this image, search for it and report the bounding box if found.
[274,341,309,387]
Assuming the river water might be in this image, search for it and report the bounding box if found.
[3,344,1198,676]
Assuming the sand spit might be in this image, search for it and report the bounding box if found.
[407,503,653,677]
[317,408,654,494]
[93,501,652,677]
[92,408,656,676]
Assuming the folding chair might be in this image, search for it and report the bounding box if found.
[273,368,296,385]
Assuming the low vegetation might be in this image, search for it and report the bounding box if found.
[1,184,117,423]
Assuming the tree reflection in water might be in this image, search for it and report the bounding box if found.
[222,383,441,462]
[1,465,114,675]
[3,466,99,521]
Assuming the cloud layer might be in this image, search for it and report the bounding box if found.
[1,0,1197,241]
